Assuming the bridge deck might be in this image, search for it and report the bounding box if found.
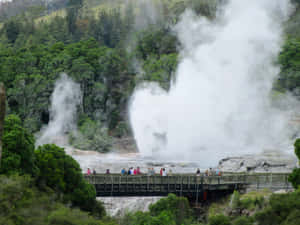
[84,173,292,197]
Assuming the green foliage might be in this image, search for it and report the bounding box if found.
[229,190,265,211]
[208,214,231,225]
[0,174,113,225]
[0,114,38,176]
[136,27,178,61]
[121,194,194,225]
[35,144,105,216]
[232,216,253,225]
[289,168,300,189]
[255,191,300,225]
[230,190,240,209]
[149,194,193,225]
[3,20,21,43]
[294,138,300,160]
[142,53,178,90]
[277,38,300,94]
[69,118,112,152]
[288,139,300,189]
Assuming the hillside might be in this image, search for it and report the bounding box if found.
[0,0,299,153]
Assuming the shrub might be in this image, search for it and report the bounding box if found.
[35,144,105,217]
[0,115,38,176]
[255,191,300,225]
[208,214,231,225]
[69,118,112,152]
[288,139,300,189]
[149,194,193,225]
[232,216,253,225]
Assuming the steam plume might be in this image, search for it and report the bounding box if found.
[36,74,81,147]
[130,0,296,166]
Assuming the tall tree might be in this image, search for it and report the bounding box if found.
[66,0,83,35]
[0,83,6,168]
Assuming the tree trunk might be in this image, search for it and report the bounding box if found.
[0,83,6,168]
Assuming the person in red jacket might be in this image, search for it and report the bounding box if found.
[137,167,141,175]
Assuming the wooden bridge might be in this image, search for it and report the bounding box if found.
[84,173,292,200]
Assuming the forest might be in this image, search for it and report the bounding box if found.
[1,0,300,224]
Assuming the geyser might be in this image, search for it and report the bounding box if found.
[129,0,296,166]
[36,74,81,147]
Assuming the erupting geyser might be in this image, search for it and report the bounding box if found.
[130,0,297,166]
[36,74,81,147]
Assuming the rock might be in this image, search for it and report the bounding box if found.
[217,151,297,173]
[112,136,137,153]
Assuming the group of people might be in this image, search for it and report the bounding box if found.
[196,168,222,176]
[86,167,222,176]
[121,167,141,175]
[86,168,97,175]
[120,167,172,176]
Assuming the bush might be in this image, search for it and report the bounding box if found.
[255,191,300,225]
[288,139,300,189]
[0,115,38,176]
[35,144,105,217]
[208,214,231,225]
[149,194,193,225]
[0,175,112,225]
[232,216,253,225]
[69,118,112,152]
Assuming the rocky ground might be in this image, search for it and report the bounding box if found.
[217,150,298,173]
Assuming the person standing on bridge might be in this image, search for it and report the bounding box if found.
[162,168,167,176]
[196,168,201,176]
[130,167,134,175]
[87,168,91,175]
[93,169,96,175]
[137,167,141,175]
[151,168,155,176]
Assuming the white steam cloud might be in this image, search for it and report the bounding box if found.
[130,0,297,166]
[36,74,81,147]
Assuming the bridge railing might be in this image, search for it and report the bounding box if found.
[84,173,291,189]
[84,174,248,185]
[84,173,292,196]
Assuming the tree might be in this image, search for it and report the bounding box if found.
[149,194,193,225]
[288,139,300,189]
[0,115,37,176]
[35,144,105,217]
[66,0,83,35]
[0,83,5,168]
[3,19,21,44]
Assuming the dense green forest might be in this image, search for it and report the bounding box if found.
[1,0,300,224]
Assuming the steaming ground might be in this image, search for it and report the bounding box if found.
[130,0,299,166]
